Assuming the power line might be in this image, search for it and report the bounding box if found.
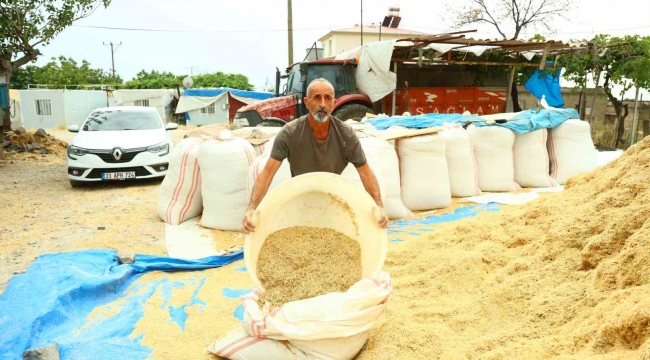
[73,24,349,34]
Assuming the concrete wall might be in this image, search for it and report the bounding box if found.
[19,90,66,129]
[120,97,168,121]
[63,90,107,127]
[186,95,229,126]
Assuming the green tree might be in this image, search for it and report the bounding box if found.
[37,56,118,86]
[9,65,38,89]
[560,35,650,147]
[193,72,254,90]
[123,70,254,90]
[123,70,183,89]
[0,0,111,83]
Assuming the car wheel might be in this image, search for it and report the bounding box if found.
[70,180,84,188]
[333,103,373,121]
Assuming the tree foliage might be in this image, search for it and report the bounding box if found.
[0,0,111,81]
[10,56,118,88]
[448,0,571,40]
[123,70,254,90]
[560,34,650,146]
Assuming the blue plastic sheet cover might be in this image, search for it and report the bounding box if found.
[365,113,484,130]
[183,88,274,101]
[0,249,243,360]
[524,69,565,108]
[182,88,228,97]
[472,108,580,134]
[228,88,274,101]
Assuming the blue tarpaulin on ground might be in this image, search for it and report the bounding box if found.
[0,250,243,360]
[0,205,504,360]
[524,69,565,108]
[472,108,580,134]
[365,109,579,134]
[183,88,274,101]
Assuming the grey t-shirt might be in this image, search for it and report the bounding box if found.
[269,115,367,177]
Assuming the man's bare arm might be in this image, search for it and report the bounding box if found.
[356,163,388,229]
[356,163,383,207]
[242,158,282,233]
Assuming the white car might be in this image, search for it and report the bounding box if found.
[66,106,177,187]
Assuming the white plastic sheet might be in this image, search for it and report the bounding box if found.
[336,40,397,102]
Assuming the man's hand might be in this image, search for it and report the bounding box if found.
[242,211,256,234]
[378,207,388,229]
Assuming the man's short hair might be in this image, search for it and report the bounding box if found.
[306,78,334,97]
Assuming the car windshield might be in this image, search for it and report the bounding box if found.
[82,110,162,131]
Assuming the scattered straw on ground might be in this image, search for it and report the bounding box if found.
[257,226,361,308]
[356,136,650,359]
[4,130,68,159]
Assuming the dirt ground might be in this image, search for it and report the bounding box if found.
[0,127,193,293]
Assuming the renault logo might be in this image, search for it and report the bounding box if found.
[112,148,123,161]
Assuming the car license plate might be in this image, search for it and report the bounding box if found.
[102,171,136,180]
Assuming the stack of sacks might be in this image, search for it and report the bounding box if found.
[340,163,388,212]
[397,134,451,211]
[359,138,411,219]
[247,153,292,199]
[157,138,204,225]
[467,124,521,192]
[548,119,598,185]
[247,127,282,156]
[514,129,559,188]
[199,137,256,231]
[439,123,482,197]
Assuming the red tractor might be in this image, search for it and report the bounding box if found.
[234,59,374,127]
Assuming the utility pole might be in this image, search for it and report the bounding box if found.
[287,0,294,66]
[103,41,122,82]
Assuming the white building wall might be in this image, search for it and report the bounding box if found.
[63,90,107,127]
[186,95,229,126]
[19,90,66,129]
[9,89,23,129]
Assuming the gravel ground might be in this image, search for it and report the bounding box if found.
[0,127,194,294]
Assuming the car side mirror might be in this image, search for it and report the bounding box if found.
[68,125,79,133]
[165,123,179,131]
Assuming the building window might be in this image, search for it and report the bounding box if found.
[35,99,52,116]
[201,102,216,114]
[134,100,150,107]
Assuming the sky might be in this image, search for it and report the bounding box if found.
[31,0,650,99]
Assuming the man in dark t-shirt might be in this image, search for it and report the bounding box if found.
[242,78,388,233]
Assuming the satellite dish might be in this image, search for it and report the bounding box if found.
[182,76,194,89]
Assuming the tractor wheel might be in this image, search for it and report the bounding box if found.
[256,118,287,127]
[333,104,373,122]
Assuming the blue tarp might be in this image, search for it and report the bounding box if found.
[0,205,504,359]
[365,113,484,130]
[0,250,243,360]
[365,108,579,134]
[182,88,228,97]
[524,69,565,108]
[472,108,580,134]
[183,88,274,101]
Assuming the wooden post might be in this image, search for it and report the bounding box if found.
[630,87,641,146]
[538,43,551,70]
[391,61,398,116]
[589,71,600,124]
[505,66,516,112]
[644,119,650,139]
